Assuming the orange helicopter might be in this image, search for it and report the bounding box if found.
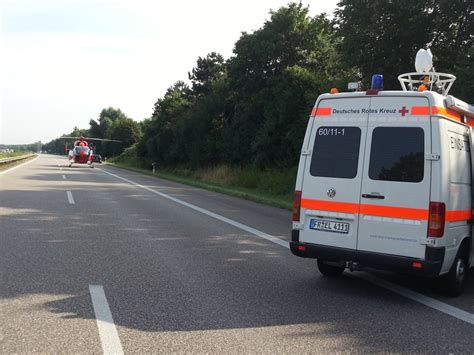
[60,136,121,168]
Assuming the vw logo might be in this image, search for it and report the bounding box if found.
[327,188,336,198]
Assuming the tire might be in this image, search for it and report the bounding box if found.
[443,249,468,297]
[317,260,345,277]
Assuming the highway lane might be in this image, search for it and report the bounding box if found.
[1,156,103,352]
[1,154,473,353]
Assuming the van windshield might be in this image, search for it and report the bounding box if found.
[369,127,424,183]
[310,126,361,179]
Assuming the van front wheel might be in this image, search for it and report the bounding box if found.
[317,260,345,277]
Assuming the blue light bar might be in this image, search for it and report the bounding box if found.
[371,74,384,90]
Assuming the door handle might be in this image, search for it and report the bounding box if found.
[362,193,385,199]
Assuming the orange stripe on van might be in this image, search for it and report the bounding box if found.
[311,107,332,116]
[301,199,359,214]
[302,198,472,222]
[411,106,430,115]
[445,210,472,222]
[432,106,462,122]
[301,198,428,220]
[359,204,429,220]
[411,105,471,125]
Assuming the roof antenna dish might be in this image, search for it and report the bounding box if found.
[415,48,433,73]
[398,48,455,96]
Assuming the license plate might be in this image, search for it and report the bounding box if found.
[309,219,349,234]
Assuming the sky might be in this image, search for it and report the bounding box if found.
[1,0,339,145]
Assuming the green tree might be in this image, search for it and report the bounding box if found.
[335,0,473,99]
[102,118,141,156]
[138,3,351,169]
[225,3,349,166]
[188,52,226,97]
[70,126,89,138]
[3,141,42,153]
[187,76,230,167]
[138,81,193,165]
[89,107,133,157]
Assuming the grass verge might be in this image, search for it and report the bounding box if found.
[0,154,36,172]
[106,161,294,210]
[0,151,33,159]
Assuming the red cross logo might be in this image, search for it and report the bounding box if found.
[399,106,409,116]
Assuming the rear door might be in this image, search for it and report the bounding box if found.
[299,97,370,249]
[357,96,431,258]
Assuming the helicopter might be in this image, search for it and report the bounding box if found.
[59,136,121,168]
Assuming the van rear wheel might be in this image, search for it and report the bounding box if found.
[443,250,468,297]
[317,260,345,277]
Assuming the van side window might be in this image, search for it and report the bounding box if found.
[310,126,361,179]
[369,127,424,183]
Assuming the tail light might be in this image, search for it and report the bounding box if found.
[292,191,302,222]
[428,202,445,237]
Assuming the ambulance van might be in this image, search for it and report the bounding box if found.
[290,71,474,296]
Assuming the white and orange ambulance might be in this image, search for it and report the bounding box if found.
[290,64,474,296]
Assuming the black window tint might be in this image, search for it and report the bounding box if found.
[310,127,361,179]
[369,127,424,182]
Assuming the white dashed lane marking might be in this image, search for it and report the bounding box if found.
[89,285,124,355]
[66,191,75,204]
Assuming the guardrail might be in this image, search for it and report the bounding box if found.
[0,154,36,165]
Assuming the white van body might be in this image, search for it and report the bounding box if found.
[290,89,474,295]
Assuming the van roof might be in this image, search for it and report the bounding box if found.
[314,90,474,126]
[318,90,442,100]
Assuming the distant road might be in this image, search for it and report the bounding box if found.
[1,154,472,353]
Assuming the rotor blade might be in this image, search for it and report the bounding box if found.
[57,136,121,142]
[83,137,122,142]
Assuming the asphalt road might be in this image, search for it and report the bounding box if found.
[1,154,473,353]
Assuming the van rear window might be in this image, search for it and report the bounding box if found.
[369,127,424,182]
[310,126,361,179]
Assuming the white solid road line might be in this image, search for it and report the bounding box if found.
[66,191,75,204]
[98,168,288,248]
[350,273,474,325]
[99,167,474,326]
[0,155,39,175]
[89,285,124,355]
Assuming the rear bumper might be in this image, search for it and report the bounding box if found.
[290,240,444,277]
